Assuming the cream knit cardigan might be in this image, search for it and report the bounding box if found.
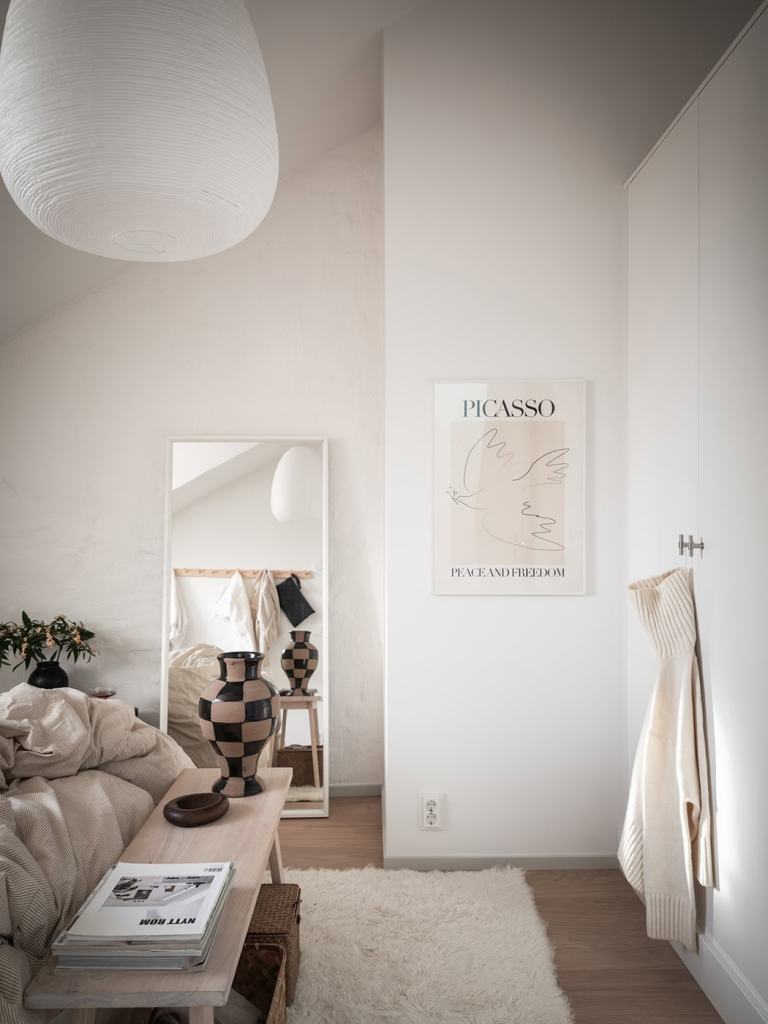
[618,568,714,950]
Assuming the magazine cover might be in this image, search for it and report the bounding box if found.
[65,862,233,940]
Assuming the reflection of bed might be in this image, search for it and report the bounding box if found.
[167,644,223,769]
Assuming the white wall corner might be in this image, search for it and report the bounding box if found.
[675,936,768,1024]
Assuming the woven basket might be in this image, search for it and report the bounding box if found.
[275,744,324,787]
[237,883,301,1005]
[233,943,286,1024]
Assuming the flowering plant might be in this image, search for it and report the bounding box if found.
[0,612,96,671]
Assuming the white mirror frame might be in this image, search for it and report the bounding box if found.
[159,435,330,818]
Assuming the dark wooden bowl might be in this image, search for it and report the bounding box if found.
[163,791,229,828]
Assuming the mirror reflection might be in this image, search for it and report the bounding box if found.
[164,438,328,816]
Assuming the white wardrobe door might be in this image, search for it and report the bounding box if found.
[699,8,768,1005]
[626,105,699,747]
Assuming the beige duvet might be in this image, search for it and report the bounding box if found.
[0,684,192,1024]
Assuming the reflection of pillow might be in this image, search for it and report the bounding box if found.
[168,644,222,670]
[276,574,315,627]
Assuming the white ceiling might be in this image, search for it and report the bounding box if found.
[0,0,761,343]
[0,0,422,342]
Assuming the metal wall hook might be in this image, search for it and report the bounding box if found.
[678,534,705,557]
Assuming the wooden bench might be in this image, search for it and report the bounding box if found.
[25,766,292,1024]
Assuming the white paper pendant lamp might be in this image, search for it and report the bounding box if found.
[271,446,323,523]
[0,0,279,261]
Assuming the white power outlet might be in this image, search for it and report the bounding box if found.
[419,791,445,830]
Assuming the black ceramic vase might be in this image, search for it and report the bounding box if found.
[280,630,319,696]
[198,652,281,798]
[28,661,69,688]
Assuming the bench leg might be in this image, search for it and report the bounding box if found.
[189,1008,215,1024]
[269,834,284,883]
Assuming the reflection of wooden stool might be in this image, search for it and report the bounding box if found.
[275,694,322,788]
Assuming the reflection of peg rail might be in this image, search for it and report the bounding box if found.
[173,568,313,579]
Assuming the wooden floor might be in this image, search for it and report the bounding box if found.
[526,869,721,1024]
[280,795,384,868]
[279,797,722,1024]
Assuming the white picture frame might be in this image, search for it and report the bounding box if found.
[434,380,586,595]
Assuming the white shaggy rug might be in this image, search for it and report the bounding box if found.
[283,867,573,1024]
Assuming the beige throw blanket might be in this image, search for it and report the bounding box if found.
[0,684,192,1023]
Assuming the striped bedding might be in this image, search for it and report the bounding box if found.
[0,684,192,1023]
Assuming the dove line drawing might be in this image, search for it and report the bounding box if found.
[446,427,570,551]
[482,501,565,552]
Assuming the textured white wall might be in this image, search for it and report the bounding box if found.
[381,0,757,866]
[383,0,629,861]
[0,129,384,786]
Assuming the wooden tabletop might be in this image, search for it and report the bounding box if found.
[25,766,292,1011]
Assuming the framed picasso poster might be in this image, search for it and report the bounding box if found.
[434,380,586,595]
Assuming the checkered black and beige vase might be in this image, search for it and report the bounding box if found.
[280,630,319,696]
[198,651,281,797]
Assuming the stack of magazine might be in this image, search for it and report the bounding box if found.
[53,861,234,970]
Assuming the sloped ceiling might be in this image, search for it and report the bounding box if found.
[0,0,423,342]
[0,0,762,343]
[171,441,289,513]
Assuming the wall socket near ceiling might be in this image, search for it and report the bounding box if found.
[418,791,445,830]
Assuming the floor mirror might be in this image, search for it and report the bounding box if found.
[159,436,329,817]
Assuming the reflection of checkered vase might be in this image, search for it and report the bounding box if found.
[198,652,281,798]
[280,630,319,697]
